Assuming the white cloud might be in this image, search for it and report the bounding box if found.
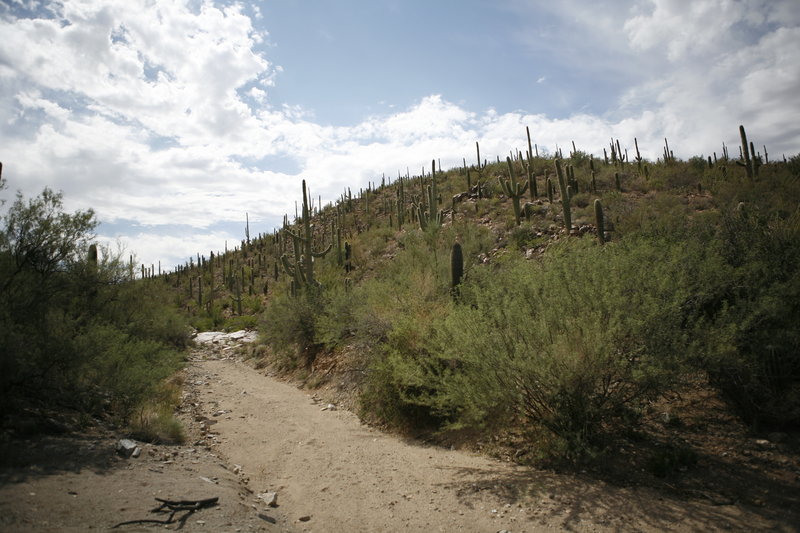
[619,0,800,157]
[625,0,747,61]
[15,90,72,122]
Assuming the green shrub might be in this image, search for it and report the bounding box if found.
[355,225,481,428]
[260,287,323,367]
[700,209,800,428]
[129,375,186,444]
[315,283,361,350]
[73,323,184,419]
[787,153,800,177]
[432,237,700,459]
[0,188,189,428]
[224,314,258,332]
[509,225,544,250]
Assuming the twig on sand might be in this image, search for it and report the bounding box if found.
[112,496,219,529]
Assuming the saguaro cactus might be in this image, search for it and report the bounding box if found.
[413,160,443,230]
[450,242,463,301]
[280,179,332,291]
[737,125,759,179]
[501,157,529,226]
[554,159,572,232]
[344,241,352,273]
[634,138,643,173]
[594,199,605,244]
[525,127,538,198]
[87,244,98,268]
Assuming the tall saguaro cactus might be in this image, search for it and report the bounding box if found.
[281,179,332,291]
[737,125,759,179]
[87,244,98,268]
[413,160,442,230]
[634,138,643,173]
[554,159,572,233]
[450,242,463,301]
[501,157,529,226]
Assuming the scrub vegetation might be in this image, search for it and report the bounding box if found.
[4,124,799,463]
[0,170,190,442]
[166,125,800,462]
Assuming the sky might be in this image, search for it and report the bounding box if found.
[1,0,799,270]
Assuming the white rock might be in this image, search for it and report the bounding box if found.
[194,330,258,345]
[116,439,138,458]
[258,492,278,507]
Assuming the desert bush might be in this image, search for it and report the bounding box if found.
[72,323,183,418]
[432,237,701,459]
[260,287,323,367]
[356,223,491,428]
[787,153,800,177]
[700,208,800,428]
[129,375,186,444]
[191,300,226,331]
[224,314,258,332]
[509,225,547,250]
[315,283,361,350]
[0,187,189,429]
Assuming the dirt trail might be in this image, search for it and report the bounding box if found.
[185,333,786,532]
[0,332,792,532]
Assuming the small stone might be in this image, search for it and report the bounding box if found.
[116,439,138,458]
[259,492,278,507]
[298,515,311,522]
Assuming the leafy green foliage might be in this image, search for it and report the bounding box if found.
[237,141,800,461]
[700,208,800,428]
[0,188,189,428]
[260,287,323,368]
[432,238,699,458]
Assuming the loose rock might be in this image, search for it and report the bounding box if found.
[258,492,278,507]
[116,439,139,458]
